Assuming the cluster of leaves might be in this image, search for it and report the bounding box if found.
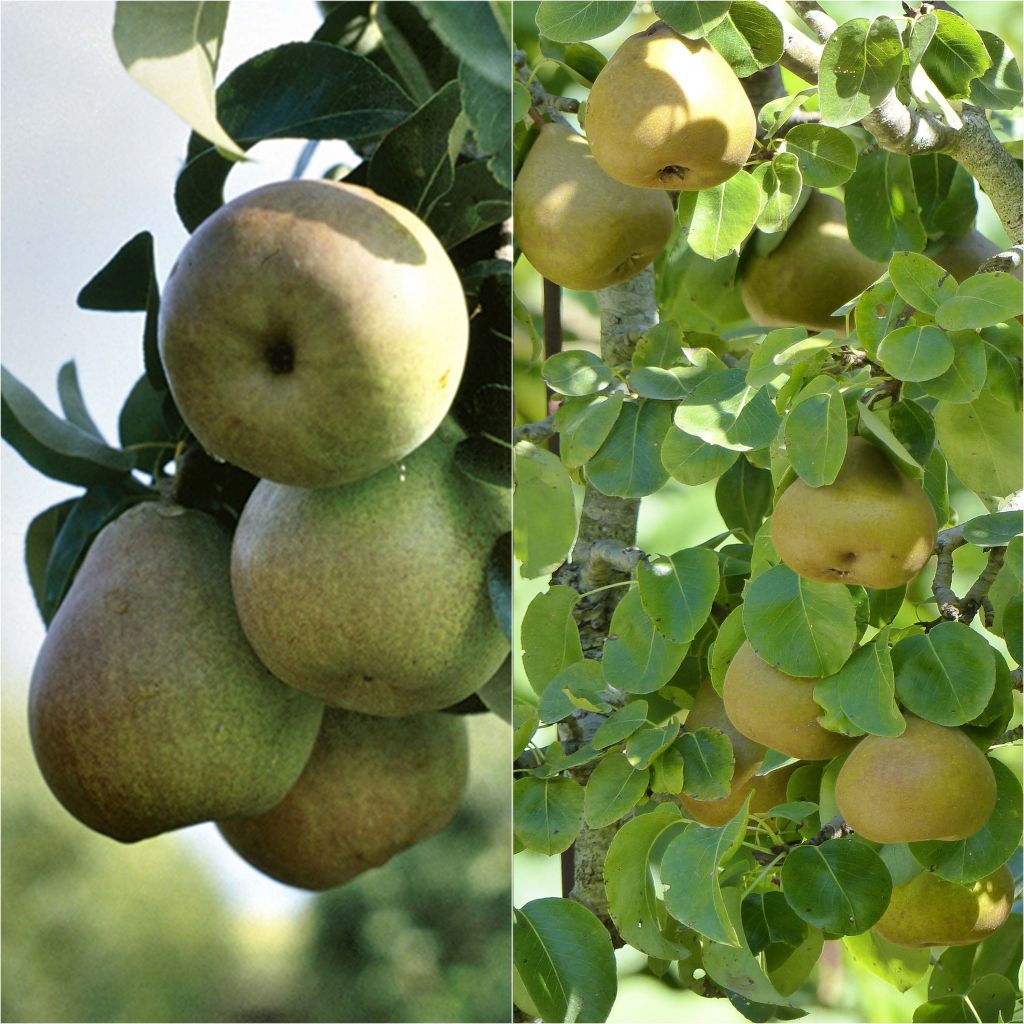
[512,2,1023,1021]
[3,0,513,645]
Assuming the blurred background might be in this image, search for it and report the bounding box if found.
[511,1,1023,1021]
[2,3,509,1021]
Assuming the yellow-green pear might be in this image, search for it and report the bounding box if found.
[684,678,766,786]
[835,715,996,844]
[586,21,756,190]
[217,708,468,890]
[874,865,1014,948]
[771,437,937,589]
[741,192,886,333]
[28,502,324,843]
[231,419,509,716]
[513,121,674,291]
[680,762,797,827]
[722,642,856,761]
[158,179,468,488]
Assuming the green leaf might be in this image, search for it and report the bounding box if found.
[584,751,650,828]
[784,381,848,487]
[743,564,858,678]
[534,0,633,42]
[857,404,923,478]
[682,170,762,260]
[715,456,773,542]
[889,399,935,466]
[877,325,955,382]
[556,394,624,469]
[415,1,509,90]
[750,154,802,233]
[459,61,511,189]
[674,370,781,452]
[521,586,583,694]
[742,892,808,954]
[782,838,892,935]
[817,16,903,127]
[367,80,461,217]
[602,588,689,694]
[113,1,242,157]
[592,701,650,749]
[709,605,747,693]
[626,721,681,770]
[783,124,858,187]
[922,447,950,525]
[970,30,1023,108]
[980,331,1023,411]
[587,400,673,498]
[513,776,585,855]
[662,426,738,485]
[429,157,511,249]
[918,330,987,404]
[678,728,734,800]
[513,703,539,758]
[118,375,184,474]
[831,628,905,737]
[513,442,577,580]
[909,760,1023,884]
[842,930,931,993]
[935,391,1022,497]
[747,329,831,388]
[627,366,708,400]
[487,534,512,642]
[662,803,748,945]
[372,2,450,106]
[637,547,720,644]
[653,0,733,39]
[542,349,614,396]
[911,154,978,238]
[765,927,825,998]
[845,149,927,261]
[915,974,1018,1024]
[920,10,992,100]
[962,510,1024,547]
[632,320,686,369]
[892,621,996,726]
[855,275,900,359]
[55,362,103,441]
[538,659,607,724]
[174,43,414,231]
[705,0,783,77]
[538,37,609,87]
[24,499,77,621]
[513,898,617,1024]
[2,366,133,486]
[604,803,691,958]
[888,251,959,315]
[935,273,1024,330]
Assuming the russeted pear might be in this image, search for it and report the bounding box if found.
[874,865,1014,948]
[28,502,324,843]
[585,21,756,191]
[231,419,509,716]
[513,122,674,291]
[771,437,937,589]
[217,708,468,890]
[741,192,886,333]
[835,715,996,844]
[680,762,797,828]
[158,179,467,488]
[722,642,857,761]
[684,679,766,785]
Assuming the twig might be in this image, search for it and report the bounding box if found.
[979,246,1024,276]
[589,540,643,575]
[751,815,854,865]
[1011,667,1022,692]
[992,724,1023,746]
[514,415,557,445]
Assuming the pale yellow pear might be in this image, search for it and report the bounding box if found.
[586,21,756,190]
[771,437,937,589]
[874,865,1014,948]
[722,643,856,761]
[741,192,886,333]
[513,122,674,291]
[835,715,996,844]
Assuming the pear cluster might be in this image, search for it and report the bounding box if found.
[28,181,509,890]
[515,21,755,292]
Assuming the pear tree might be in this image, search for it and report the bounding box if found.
[512,3,1023,1022]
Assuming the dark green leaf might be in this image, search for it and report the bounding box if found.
[459,61,511,189]
[556,394,624,469]
[654,1,732,39]
[513,776,585,854]
[637,546,721,644]
[25,499,77,621]
[962,511,1024,547]
[678,728,734,800]
[429,158,511,250]
[970,30,1023,108]
[487,532,512,641]
[543,350,613,396]
[415,1,509,90]
[831,628,905,737]
[584,751,650,828]
[602,588,689,694]
[715,456,773,541]
[818,17,903,127]
[662,426,738,485]
[846,149,926,261]
[521,586,583,694]
[588,400,673,498]
[592,701,650,749]
[706,0,783,77]
[920,10,991,100]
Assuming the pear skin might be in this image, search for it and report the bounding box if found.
[586,21,756,191]
[722,643,856,761]
[771,437,937,589]
[680,762,797,827]
[835,715,996,844]
[218,709,468,890]
[231,419,509,716]
[741,192,885,333]
[514,122,674,291]
[874,865,1014,948]
[159,179,467,488]
[28,502,324,843]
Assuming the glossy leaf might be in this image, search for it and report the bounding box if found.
[637,547,720,644]
[588,400,673,498]
[706,0,783,77]
[674,370,781,452]
[603,588,689,693]
[625,721,681,771]
[538,659,607,724]
[584,751,649,828]
[556,394,624,469]
[971,30,1023,108]
[818,17,903,127]
[920,10,992,100]
[654,0,733,39]
[831,628,905,737]
[514,776,585,855]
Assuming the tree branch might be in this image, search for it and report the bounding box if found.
[514,414,557,445]
[751,815,854,864]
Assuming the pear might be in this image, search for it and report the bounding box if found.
[28,502,324,843]
[741,192,886,333]
[513,122,673,291]
[722,642,856,761]
[158,179,468,488]
[585,21,756,191]
[771,437,937,589]
[218,708,468,890]
[874,864,1014,948]
[835,715,996,844]
[680,762,797,827]
[684,678,766,786]
[231,419,509,716]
